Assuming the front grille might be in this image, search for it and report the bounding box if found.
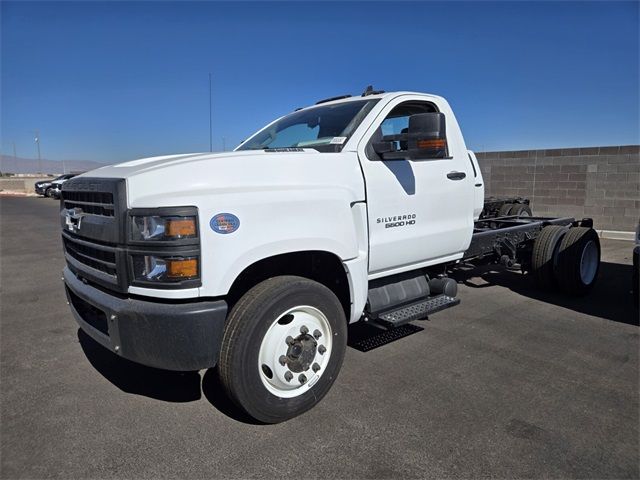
[66,287,109,336]
[63,234,117,277]
[62,190,115,217]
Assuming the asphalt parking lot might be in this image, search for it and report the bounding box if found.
[1,196,638,479]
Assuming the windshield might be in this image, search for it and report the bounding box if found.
[237,99,379,152]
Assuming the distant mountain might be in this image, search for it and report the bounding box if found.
[0,155,108,175]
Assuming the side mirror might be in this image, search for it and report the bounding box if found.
[372,140,395,155]
[407,112,447,159]
[371,112,448,161]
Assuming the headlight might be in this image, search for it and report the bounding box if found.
[132,255,199,282]
[131,215,198,241]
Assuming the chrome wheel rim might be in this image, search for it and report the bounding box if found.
[258,305,332,398]
[579,240,598,285]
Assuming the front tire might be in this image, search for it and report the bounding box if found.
[218,276,347,423]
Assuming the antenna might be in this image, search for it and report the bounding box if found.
[361,85,385,97]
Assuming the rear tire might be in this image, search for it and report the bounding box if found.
[556,227,600,295]
[509,204,532,217]
[218,276,347,423]
[531,225,567,288]
[498,203,513,217]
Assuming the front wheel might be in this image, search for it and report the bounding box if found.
[218,276,347,423]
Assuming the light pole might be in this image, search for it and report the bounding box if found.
[34,130,42,174]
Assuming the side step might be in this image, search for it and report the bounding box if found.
[348,323,424,352]
[371,294,460,328]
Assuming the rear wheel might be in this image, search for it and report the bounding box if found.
[218,276,347,423]
[498,203,513,217]
[531,225,567,288]
[556,227,600,295]
[509,203,532,217]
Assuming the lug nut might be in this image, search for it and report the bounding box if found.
[279,355,287,366]
[313,329,322,339]
[312,363,320,373]
[286,336,295,346]
[110,314,117,321]
[284,371,293,382]
[300,325,309,335]
[298,374,307,384]
[318,345,326,355]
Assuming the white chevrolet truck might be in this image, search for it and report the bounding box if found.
[61,88,601,423]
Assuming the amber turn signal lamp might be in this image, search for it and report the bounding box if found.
[166,218,197,238]
[416,139,447,149]
[166,258,198,279]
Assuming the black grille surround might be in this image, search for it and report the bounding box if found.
[63,190,115,216]
[61,177,201,292]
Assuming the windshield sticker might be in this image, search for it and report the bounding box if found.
[210,213,240,234]
[330,136,347,145]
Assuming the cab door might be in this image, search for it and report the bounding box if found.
[357,96,474,277]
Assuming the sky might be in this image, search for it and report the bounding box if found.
[1,1,638,163]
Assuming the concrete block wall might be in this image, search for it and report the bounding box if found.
[475,145,640,232]
[0,177,52,194]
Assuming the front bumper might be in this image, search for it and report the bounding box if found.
[35,185,49,195]
[63,267,227,371]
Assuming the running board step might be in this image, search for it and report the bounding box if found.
[348,323,424,352]
[372,294,460,328]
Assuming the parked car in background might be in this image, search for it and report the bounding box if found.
[35,174,77,197]
[50,182,63,199]
[48,174,79,198]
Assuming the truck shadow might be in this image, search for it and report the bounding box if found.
[450,261,638,326]
[77,329,202,402]
[201,369,261,424]
[77,329,261,423]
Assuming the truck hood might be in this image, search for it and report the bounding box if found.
[80,150,365,208]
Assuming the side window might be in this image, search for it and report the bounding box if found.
[380,116,410,137]
[367,101,446,160]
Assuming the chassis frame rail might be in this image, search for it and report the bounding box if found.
[465,215,582,261]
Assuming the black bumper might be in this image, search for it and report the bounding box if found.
[63,267,227,371]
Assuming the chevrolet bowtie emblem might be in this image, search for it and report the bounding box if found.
[65,207,86,232]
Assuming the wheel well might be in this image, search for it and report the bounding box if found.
[226,251,351,318]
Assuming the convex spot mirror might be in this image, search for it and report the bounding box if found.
[372,112,448,160]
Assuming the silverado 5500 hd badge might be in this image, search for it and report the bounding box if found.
[377,214,416,229]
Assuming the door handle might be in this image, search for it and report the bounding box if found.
[447,171,466,180]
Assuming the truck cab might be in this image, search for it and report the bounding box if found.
[61,89,600,423]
